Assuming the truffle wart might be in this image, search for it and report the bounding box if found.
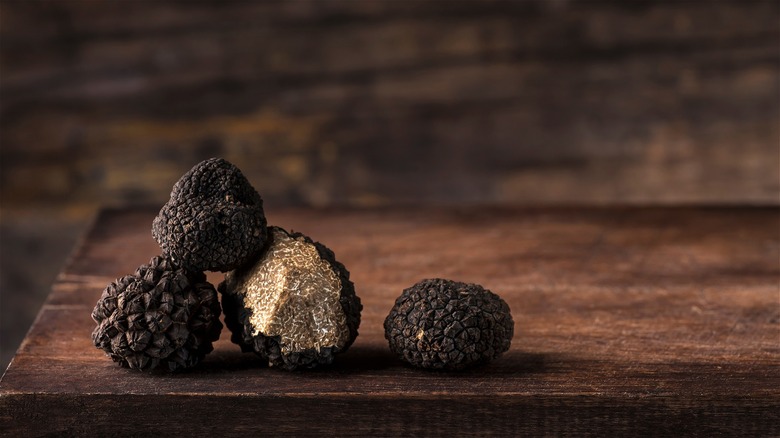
[220,227,362,370]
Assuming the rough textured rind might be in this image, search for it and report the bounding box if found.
[152,157,267,272]
[91,256,222,372]
[220,226,361,370]
[384,278,513,370]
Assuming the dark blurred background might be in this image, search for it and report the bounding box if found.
[1,0,778,371]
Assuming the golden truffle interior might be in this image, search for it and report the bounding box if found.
[227,228,350,353]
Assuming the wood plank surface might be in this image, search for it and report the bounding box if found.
[1,206,779,435]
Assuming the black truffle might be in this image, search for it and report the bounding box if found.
[152,157,267,272]
[220,226,361,370]
[384,278,513,370]
[91,256,223,372]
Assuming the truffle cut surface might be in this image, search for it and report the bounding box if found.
[229,227,350,353]
[221,226,361,369]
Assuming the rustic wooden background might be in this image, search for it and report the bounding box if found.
[1,0,778,370]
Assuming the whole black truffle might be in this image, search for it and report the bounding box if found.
[91,256,223,372]
[152,157,267,272]
[384,278,513,370]
[220,226,362,370]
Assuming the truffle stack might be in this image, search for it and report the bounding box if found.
[92,157,361,372]
[92,157,513,374]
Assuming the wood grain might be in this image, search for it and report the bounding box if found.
[1,0,778,209]
[1,206,778,435]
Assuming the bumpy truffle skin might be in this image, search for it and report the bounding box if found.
[91,256,223,372]
[220,227,362,370]
[152,158,267,272]
[384,278,513,370]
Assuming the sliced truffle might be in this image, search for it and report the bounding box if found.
[152,157,267,272]
[220,226,361,370]
[384,278,513,370]
[91,256,222,372]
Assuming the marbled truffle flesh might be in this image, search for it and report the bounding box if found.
[91,256,223,372]
[220,226,362,370]
[384,278,513,370]
[152,157,267,272]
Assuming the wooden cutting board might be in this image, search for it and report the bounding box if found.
[2,206,778,435]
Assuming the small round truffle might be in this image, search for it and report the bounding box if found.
[384,278,513,370]
[152,157,267,272]
[91,256,223,372]
[220,226,362,370]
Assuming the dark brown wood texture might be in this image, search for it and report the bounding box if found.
[1,207,778,435]
[1,0,779,209]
